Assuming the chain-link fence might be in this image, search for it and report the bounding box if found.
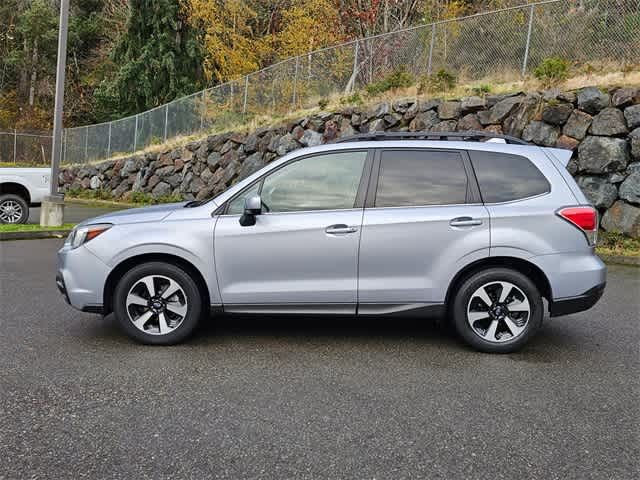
[0,131,52,165]
[34,0,640,164]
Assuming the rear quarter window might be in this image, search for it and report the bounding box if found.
[469,150,550,203]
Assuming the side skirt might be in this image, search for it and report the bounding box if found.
[358,303,445,318]
[223,303,355,315]
[220,303,445,318]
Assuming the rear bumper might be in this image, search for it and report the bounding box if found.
[530,251,607,298]
[549,282,606,317]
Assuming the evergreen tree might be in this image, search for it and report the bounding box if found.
[96,0,205,119]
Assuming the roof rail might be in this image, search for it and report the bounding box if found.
[333,130,529,145]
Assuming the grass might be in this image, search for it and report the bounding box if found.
[0,223,75,233]
[0,162,47,168]
[65,187,182,207]
[596,231,640,258]
[66,197,136,208]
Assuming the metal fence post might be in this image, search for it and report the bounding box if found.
[163,104,169,142]
[133,114,138,153]
[345,41,359,93]
[522,4,535,77]
[427,23,436,76]
[13,129,17,163]
[292,56,300,109]
[63,129,67,164]
[107,122,112,159]
[242,75,249,118]
[84,126,89,163]
[200,90,206,131]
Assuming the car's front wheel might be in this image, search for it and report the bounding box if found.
[451,268,543,353]
[113,262,202,345]
[0,193,29,224]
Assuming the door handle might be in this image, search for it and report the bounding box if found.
[325,224,358,234]
[449,217,483,227]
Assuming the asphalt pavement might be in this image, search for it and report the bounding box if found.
[0,239,638,479]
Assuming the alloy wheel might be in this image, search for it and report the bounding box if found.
[125,275,188,335]
[466,281,531,343]
[0,200,23,223]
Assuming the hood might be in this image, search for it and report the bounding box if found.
[78,202,187,226]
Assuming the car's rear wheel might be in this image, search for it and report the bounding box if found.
[451,268,543,353]
[0,194,29,224]
[113,262,202,345]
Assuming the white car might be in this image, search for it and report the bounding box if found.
[0,167,50,224]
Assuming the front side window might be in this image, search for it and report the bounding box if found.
[258,151,367,213]
[469,150,550,203]
[375,150,469,207]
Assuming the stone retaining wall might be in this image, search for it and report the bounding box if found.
[60,85,640,237]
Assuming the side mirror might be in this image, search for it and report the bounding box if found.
[239,195,262,226]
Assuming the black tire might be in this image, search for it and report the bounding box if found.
[451,268,543,353]
[113,262,202,345]
[0,193,29,224]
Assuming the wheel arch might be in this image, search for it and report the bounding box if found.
[444,256,553,314]
[0,182,31,204]
[103,253,210,316]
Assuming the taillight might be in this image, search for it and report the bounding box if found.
[556,206,598,246]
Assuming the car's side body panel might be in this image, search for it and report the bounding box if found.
[358,204,490,304]
[214,209,363,307]
[479,147,602,300]
[0,167,50,204]
[84,216,221,305]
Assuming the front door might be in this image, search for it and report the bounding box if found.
[214,150,370,313]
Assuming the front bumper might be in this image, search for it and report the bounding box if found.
[549,282,606,317]
[56,272,70,305]
[57,243,110,313]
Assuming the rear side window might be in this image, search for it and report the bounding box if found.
[469,150,550,203]
[375,150,469,207]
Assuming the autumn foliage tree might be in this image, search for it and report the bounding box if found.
[0,0,554,130]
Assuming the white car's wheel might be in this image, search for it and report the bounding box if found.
[0,194,29,224]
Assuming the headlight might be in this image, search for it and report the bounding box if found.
[67,223,112,249]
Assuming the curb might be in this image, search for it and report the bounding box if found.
[0,230,72,241]
[598,254,640,267]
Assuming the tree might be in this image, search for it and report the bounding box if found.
[0,0,114,130]
[96,0,205,119]
[183,0,264,84]
[274,0,343,58]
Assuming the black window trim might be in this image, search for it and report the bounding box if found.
[217,148,374,216]
[364,147,482,209]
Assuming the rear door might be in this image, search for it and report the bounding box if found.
[358,148,490,309]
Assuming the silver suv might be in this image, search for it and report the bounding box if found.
[57,132,606,353]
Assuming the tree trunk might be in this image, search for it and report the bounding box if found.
[28,38,38,107]
[19,37,29,100]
